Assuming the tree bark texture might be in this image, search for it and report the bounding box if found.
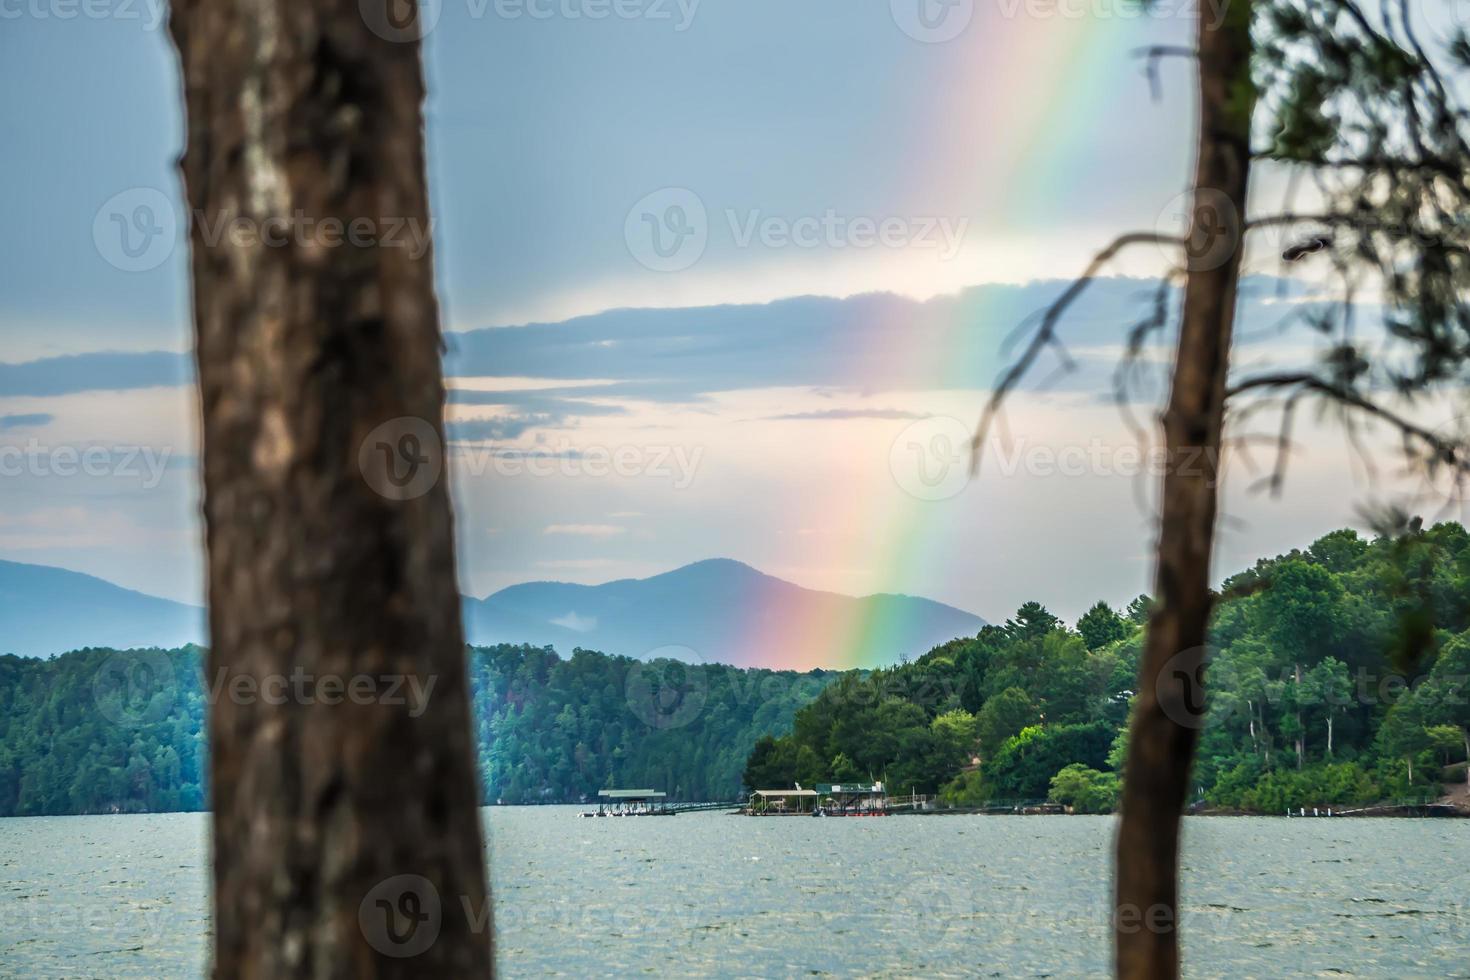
[168,1,493,975]
[1114,3,1254,977]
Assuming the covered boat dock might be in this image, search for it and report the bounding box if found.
[815,782,888,816]
[581,789,672,817]
[746,789,819,815]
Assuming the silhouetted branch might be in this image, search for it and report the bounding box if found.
[1133,45,1198,102]
[1227,371,1470,490]
[969,231,1182,472]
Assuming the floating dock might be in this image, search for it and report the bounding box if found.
[741,782,929,816]
[579,789,675,817]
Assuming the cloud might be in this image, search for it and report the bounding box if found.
[438,275,1330,402]
[447,387,631,416]
[0,351,191,397]
[445,389,635,441]
[762,408,929,421]
[535,559,621,571]
[544,524,625,537]
[550,611,597,632]
[447,415,557,442]
[0,413,54,430]
[0,275,1354,484]
[0,276,1339,417]
[449,447,588,464]
[0,506,162,550]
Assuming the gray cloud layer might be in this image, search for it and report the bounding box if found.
[0,413,54,430]
[0,351,191,397]
[1,277,1334,424]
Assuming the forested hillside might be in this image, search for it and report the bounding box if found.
[0,644,834,815]
[0,647,210,815]
[745,523,1470,813]
[3,523,1468,817]
[468,645,833,802]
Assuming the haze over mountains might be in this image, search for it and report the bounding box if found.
[0,557,985,667]
[460,558,986,669]
[0,560,206,657]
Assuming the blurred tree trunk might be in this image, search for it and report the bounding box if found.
[1295,663,1305,769]
[168,1,493,976]
[1114,4,1254,978]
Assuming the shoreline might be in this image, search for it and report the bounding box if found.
[6,801,1470,820]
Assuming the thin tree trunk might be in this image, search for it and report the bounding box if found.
[1246,699,1256,753]
[168,2,493,976]
[1294,663,1304,769]
[1326,712,1333,758]
[1113,3,1254,977]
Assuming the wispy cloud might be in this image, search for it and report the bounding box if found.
[550,611,597,632]
[762,408,928,421]
[0,276,1334,413]
[447,387,631,417]
[447,415,557,443]
[0,413,54,430]
[535,559,622,571]
[544,524,625,537]
[0,351,191,397]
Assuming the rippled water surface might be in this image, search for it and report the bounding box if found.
[2,808,1466,977]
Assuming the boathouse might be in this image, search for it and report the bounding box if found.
[748,788,818,814]
[816,782,886,814]
[586,789,669,816]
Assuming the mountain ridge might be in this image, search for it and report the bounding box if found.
[0,557,986,667]
[0,559,206,657]
[463,557,985,669]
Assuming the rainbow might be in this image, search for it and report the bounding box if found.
[736,13,1142,671]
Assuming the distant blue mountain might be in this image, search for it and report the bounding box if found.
[461,558,986,669]
[0,560,205,657]
[1,557,986,668]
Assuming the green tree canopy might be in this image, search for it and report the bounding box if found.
[1077,601,1130,651]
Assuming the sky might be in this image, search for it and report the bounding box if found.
[1,0,1466,626]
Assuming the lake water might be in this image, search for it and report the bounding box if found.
[1,808,1466,977]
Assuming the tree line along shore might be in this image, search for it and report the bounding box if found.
[2,523,1468,819]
